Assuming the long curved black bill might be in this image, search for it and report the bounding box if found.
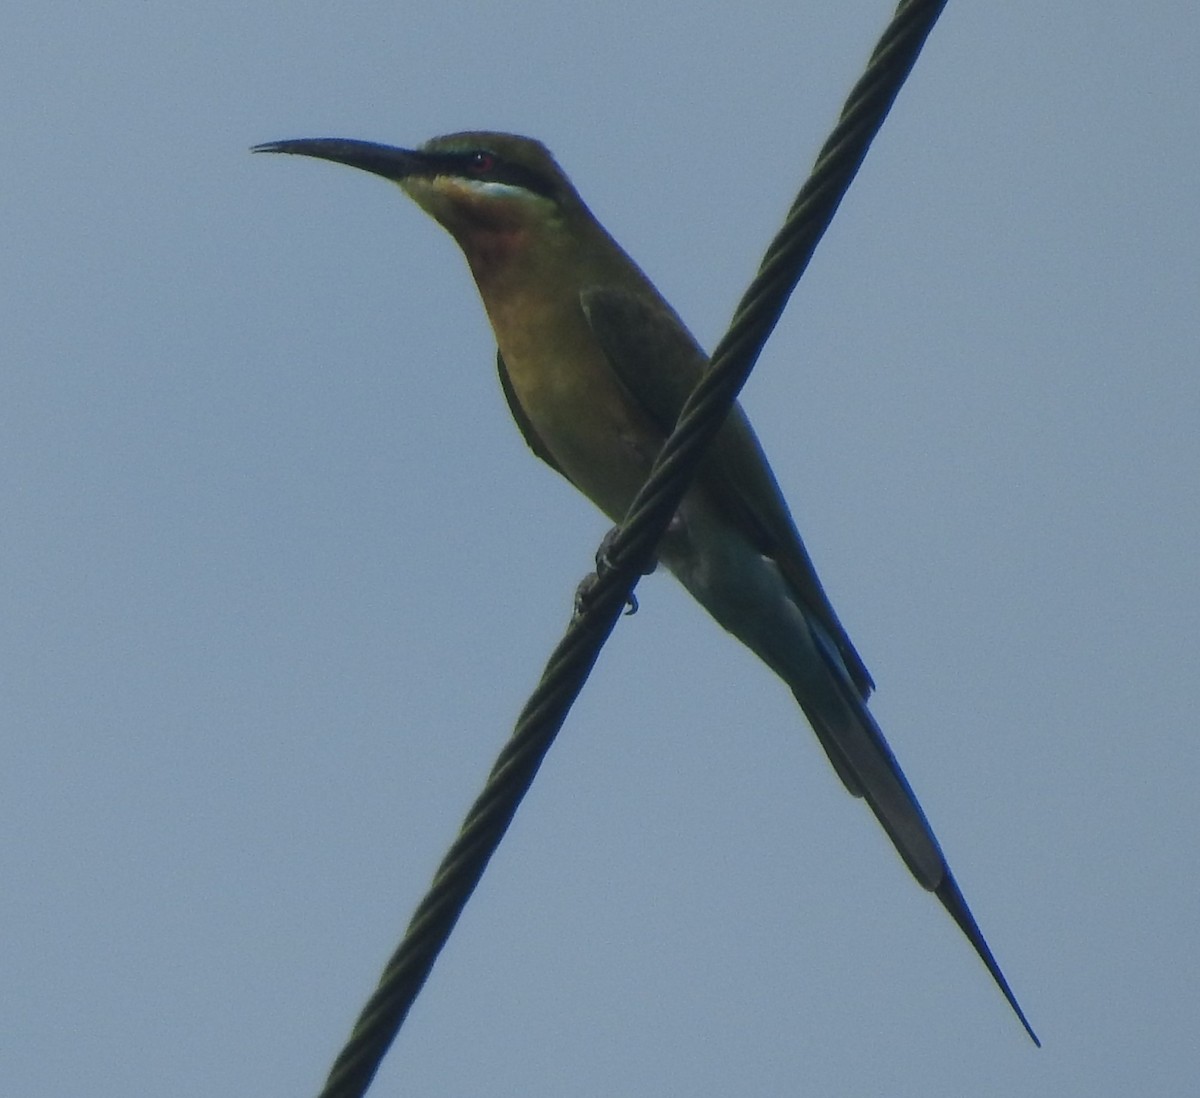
[251,138,428,183]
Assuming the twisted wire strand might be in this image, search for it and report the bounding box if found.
[315,2,948,1094]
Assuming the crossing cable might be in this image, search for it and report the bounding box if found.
[313,1,949,1094]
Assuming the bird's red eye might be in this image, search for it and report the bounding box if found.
[467,151,496,175]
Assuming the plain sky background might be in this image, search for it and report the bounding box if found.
[4,3,1198,1095]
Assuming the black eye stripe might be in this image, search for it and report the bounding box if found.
[429,151,558,200]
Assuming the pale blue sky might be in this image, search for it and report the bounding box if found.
[4,3,1198,1095]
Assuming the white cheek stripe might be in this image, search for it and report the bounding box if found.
[438,178,556,209]
[454,179,530,200]
[479,180,530,199]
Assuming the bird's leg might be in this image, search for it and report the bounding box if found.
[571,571,613,618]
[571,518,676,619]
[572,532,643,618]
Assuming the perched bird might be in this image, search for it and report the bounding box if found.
[254,131,1038,1044]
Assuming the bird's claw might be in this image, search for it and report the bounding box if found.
[572,572,598,618]
[573,571,639,618]
[595,524,657,578]
[572,525,654,619]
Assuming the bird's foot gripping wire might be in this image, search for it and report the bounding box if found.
[572,525,656,619]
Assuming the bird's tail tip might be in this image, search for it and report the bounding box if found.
[935,871,1041,1047]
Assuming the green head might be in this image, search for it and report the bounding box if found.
[253,132,592,276]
